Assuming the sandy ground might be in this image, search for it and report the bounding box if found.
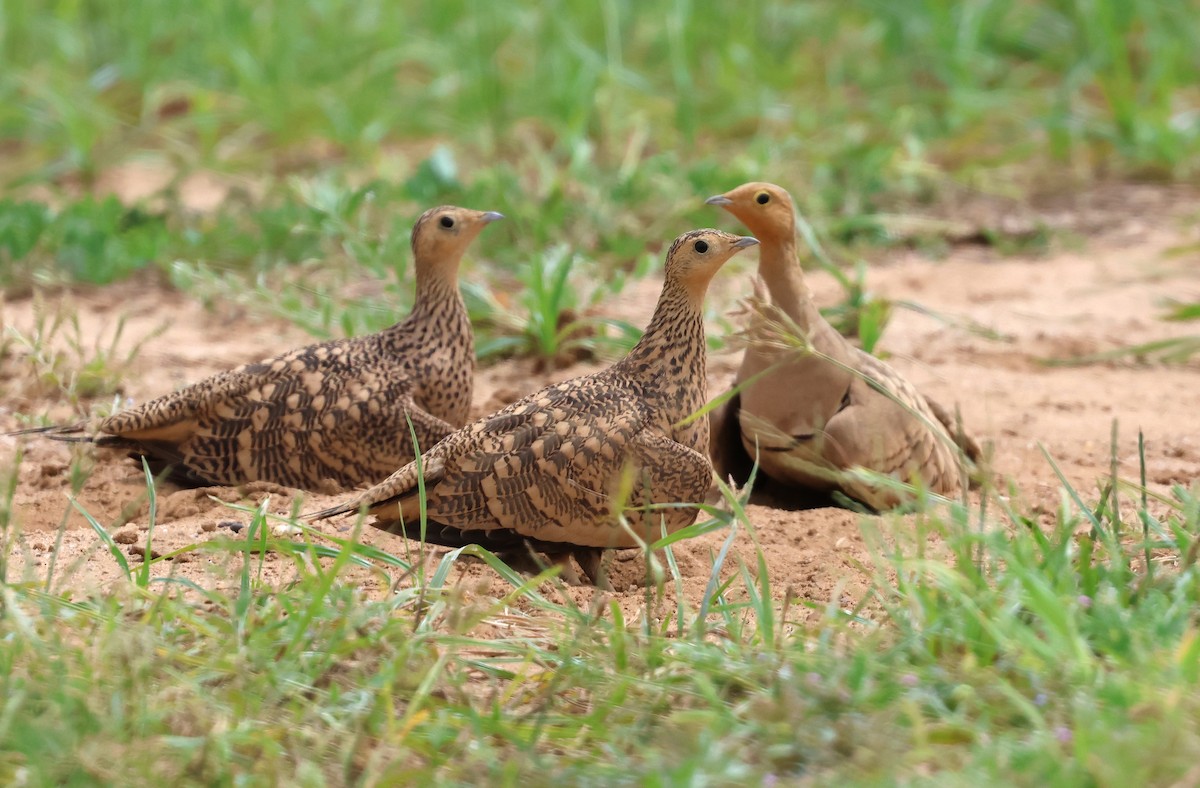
[1,184,1198,626]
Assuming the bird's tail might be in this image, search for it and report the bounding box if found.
[5,424,156,458]
[304,495,371,522]
[307,455,441,523]
[6,422,92,441]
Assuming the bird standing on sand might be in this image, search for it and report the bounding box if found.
[705,182,979,509]
[11,206,503,492]
[309,229,759,585]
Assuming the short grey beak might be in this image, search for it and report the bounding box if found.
[705,194,732,206]
[732,236,759,249]
[481,211,505,223]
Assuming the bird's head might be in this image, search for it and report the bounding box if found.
[664,229,759,299]
[410,205,505,275]
[704,182,795,241]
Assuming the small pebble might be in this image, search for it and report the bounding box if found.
[272,524,303,537]
[127,544,162,561]
[200,522,217,533]
[219,521,244,534]
[113,528,138,545]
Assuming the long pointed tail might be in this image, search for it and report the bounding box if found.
[6,422,91,441]
[305,495,372,522]
[5,424,151,455]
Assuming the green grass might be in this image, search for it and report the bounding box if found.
[3,439,1200,782]
[2,0,1198,356]
[6,0,1200,190]
[3,0,1200,282]
[463,243,648,367]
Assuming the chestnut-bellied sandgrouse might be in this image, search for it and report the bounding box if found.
[705,182,979,509]
[308,229,759,585]
[11,206,503,492]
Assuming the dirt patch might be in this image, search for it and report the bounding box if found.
[2,188,1198,625]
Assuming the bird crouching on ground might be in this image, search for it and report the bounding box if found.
[9,206,504,492]
[308,229,760,586]
[705,182,980,510]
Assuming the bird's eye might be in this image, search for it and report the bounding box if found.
[755,191,770,205]
[693,239,709,254]
[439,216,455,229]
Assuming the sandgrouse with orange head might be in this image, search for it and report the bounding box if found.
[309,229,759,585]
[705,182,979,509]
[12,206,503,492]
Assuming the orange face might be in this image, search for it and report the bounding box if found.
[704,182,795,241]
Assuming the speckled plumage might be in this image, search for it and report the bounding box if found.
[14,206,503,491]
[705,182,980,510]
[309,229,759,583]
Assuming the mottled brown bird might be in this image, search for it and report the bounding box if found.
[12,206,503,491]
[308,229,759,584]
[705,182,979,510]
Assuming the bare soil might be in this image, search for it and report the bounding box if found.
[2,185,1198,625]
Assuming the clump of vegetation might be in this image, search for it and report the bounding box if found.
[464,245,649,368]
[0,198,176,290]
[2,294,163,412]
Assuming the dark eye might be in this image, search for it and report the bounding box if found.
[755,192,770,205]
[693,240,709,254]
[439,216,455,229]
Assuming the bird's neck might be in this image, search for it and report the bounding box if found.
[412,266,460,305]
[389,274,470,347]
[621,279,709,439]
[756,234,824,331]
[626,280,707,362]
